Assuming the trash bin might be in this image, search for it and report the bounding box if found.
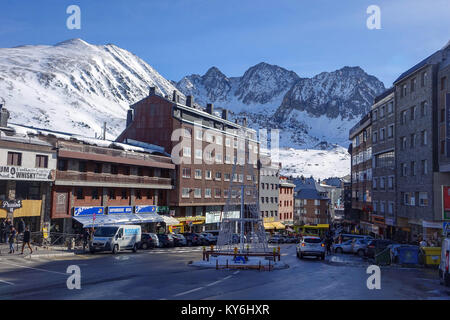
[397,246,420,265]
[375,248,391,265]
[422,247,441,267]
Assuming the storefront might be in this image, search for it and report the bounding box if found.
[174,216,206,233]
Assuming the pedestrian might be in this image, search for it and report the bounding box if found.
[0,220,5,244]
[21,226,32,255]
[4,219,10,243]
[326,236,332,255]
[8,226,17,254]
[83,228,91,252]
[17,218,25,235]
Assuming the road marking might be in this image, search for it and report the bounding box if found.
[233,271,240,275]
[0,279,14,286]
[173,286,204,297]
[223,275,232,280]
[0,260,67,275]
[206,280,223,287]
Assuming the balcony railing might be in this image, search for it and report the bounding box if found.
[56,170,173,186]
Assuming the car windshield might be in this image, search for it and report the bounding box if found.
[304,238,321,243]
[94,227,118,237]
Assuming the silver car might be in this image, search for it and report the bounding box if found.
[296,236,326,260]
[352,238,370,256]
[333,239,353,254]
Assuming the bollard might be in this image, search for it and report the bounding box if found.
[210,244,214,252]
[203,247,206,261]
[259,260,261,272]
[226,259,228,269]
[216,259,219,270]
[277,246,281,261]
[234,247,238,260]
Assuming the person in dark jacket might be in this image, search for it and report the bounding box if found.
[82,228,91,252]
[21,226,32,254]
[8,226,17,254]
[18,218,25,235]
[0,220,5,243]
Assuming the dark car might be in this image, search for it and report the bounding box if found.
[194,233,210,246]
[366,239,396,258]
[183,233,201,246]
[172,233,187,247]
[139,233,158,250]
[157,234,175,248]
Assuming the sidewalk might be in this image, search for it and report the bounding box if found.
[0,243,77,259]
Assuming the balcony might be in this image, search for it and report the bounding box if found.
[55,170,173,188]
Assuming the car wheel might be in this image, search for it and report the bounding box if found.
[112,244,119,254]
[132,244,138,253]
[357,249,364,257]
[336,248,343,254]
[141,242,148,250]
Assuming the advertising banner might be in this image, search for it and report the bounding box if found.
[0,166,53,181]
[443,186,450,220]
[108,206,133,214]
[73,207,104,216]
[135,205,157,214]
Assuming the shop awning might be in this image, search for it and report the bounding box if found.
[264,222,275,230]
[272,222,286,230]
[264,222,286,230]
[161,215,180,226]
[73,213,164,227]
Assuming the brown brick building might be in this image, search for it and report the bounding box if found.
[278,176,295,226]
[116,88,259,232]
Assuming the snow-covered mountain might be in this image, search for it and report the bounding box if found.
[177,64,385,149]
[0,38,182,139]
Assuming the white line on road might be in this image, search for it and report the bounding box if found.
[233,271,240,275]
[0,279,14,286]
[223,275,232,280]
[0,260,67,275]
[206,280,223,287]
[173,286,204,297]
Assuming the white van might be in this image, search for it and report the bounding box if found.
[439,236,450,287]
[90,225,141,254]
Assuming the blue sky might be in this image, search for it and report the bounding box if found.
[0,0,449,86]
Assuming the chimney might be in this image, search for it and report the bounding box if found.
[243,117,247,127]
[206,103,214,114]
[186,95,194,107]
[149,87,156,96]
[0,105,10,128]
[172,90,178,103]
[221,109,228,120]
[126,109,134,127]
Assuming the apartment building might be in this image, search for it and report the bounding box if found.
[116,88,259,232]
[371,88,396,238]
[393,41,450,243]
[259,156,283,231]
[294,177,330,225]
[279,176,295,227]
[348,112,373,234]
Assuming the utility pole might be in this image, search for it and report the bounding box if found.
[102,122,106,140]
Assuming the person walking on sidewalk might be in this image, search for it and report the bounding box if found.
[0,220,5,244]
[8,226,17,254]
[21,226,32,255]
[17,218,25,235]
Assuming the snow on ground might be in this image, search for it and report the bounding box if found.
[277,146,350,180]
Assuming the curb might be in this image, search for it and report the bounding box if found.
[0,252,75,260]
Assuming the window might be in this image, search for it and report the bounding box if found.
[215,171,221,180]
[92,188,99,200]
[401,137,407,150]
[183,147,191,158]
[410,133,416,148]
[388,202,394,214]
[194,169,202,179]
[380,105,385,118]
[224,173,231,181]
[7,152,22,166]
[205,133,213,143]
[111,165,118,175]
[441,76,447,91]
[121,189,127,199]
[194,188,201,198]
[373,109,378,121]
[401,110,407,124]
[380,128,385,141]
[421,101,427,117]
[402,84,407,97]
[205,150,213,161]
[123,166,130,176]
[57,159,68,171]
[373,201,378,213]
[380,177,385,189]
[388,176,394,190]
[195,149,202,160]
[410,106,416,121]
[94,163,102,174]
[388,101,393,113]
[373,178,378,189]
[216,136,222,145]
[421,71,427,87]
[388,124,394,138]
[422,159,428,175]
[419,192,429,206]
[34,155,48,168]
[401,163,407,177]
[109,189,116,199]
[373,131,378,143]
[205,188,211,198]
[224,155,231,164]
[410,78,416,92]
[215,153,222,163]
[182,188,190,198]
[410,161,416,176]
[79,161,87,173]
[183,127,192,138]
[136,190,142,200]
[380,201,385,214]
[205,170,212,180]
[195,130,202,141]
[215,188,221,198]
[182,167,191,178]
[225,138,231,147]
[76,188,84,199]
[421,130,427,146]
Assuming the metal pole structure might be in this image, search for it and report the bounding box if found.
[240,184,244,253]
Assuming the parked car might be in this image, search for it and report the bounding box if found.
[172,233,187,247]
[200,232,217,245]
[183,233,201,246]
[286,236,299,243]
[268,235,283,244]
[352,238,371,256]
[365,239,396,258]
[296,236,325,260]
[195,233,210,246]
[156,233,175,248]
[439,236,450,287]
[335,233,373,243]
[333,239,354,254]
[139,232,159,250]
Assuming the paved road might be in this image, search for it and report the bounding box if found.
[0,244,449,300]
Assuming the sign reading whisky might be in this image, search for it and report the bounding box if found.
[0,166,53,181]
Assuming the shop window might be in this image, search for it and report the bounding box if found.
[7,152,22,166]
[35,155,48,168]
